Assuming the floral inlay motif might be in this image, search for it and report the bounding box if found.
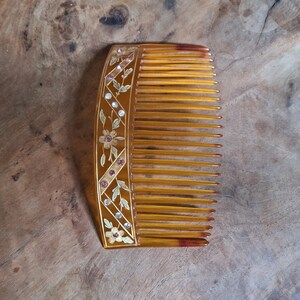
[99,129,117,149]
[97,46,137,246]
[99,109,124,166]
[104,221,133,244]
[109,47,136,66]
[105,226,124,243]
[112,179,130,210]
[112,67,133,96]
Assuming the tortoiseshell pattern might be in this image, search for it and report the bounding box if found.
[94,44,222,248]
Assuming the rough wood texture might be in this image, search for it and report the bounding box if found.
[1,1,300,299]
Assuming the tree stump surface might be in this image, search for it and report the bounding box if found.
[0,1,300,299]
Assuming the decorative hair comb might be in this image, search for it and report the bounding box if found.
[94,43,222,248]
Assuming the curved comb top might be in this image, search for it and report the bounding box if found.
[94,43,222,248]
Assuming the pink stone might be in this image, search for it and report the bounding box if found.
[117,159,124,166]
[105,135,112,142]
[100,180,108,188]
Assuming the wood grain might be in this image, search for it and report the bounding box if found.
[0,0,300,299]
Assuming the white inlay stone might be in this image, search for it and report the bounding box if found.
[112,101,118,108]
[103,199,111,206]
[124,222,131,229]
[115,212,122,219]
[118,110,125,117]
[104,92,112,100]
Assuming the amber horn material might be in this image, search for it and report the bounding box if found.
[94,43,222,249]
[139,237,209,247]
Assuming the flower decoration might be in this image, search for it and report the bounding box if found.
[97,46,137,247]
[99,130,118,149]
[105,227,124,244]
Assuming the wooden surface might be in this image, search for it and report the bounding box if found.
[1,0,300,299]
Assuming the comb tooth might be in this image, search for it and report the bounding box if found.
[142,49,209,54]
[136,213,214,222]
[136,86,218,94]
[146,43,209,48]
[133,149,222,158]
[139,237,209,247]
[134,187,217,195]
[139,72,216,79]
[136,205,215,214]
[135,121,222,129]
[142,51,209,57]
[141,58,213,64]
[133,130,222,138]
[134,140,222,148]
[137,222,213,230]
[139,71,216,78]
[135,112,221,120]
[135,103,221,111]
[143,48,209,52]
[174,44,210,51]
[134,196,217,204]
[143,46,209,52]
[137,79,217,86]
[132,158,220,167]
[136,94,220,104]
[135,95,220,102]
[133,168,220,177]
[137,229,211,239]
[143,47,210,52]
[142,54,210,59]
[140,65,213,71]
[140,64,213,70]
[132,178,218,186]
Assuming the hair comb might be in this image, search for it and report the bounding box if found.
[94,43,222,248]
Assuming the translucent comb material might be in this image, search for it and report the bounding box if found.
[94,44,222,248]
